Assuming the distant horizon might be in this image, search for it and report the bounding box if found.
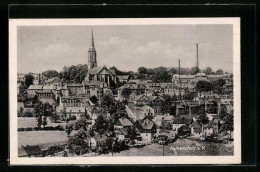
[18,24,233,74]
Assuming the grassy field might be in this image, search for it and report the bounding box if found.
[18,117,67,128]
[99,138,234,156]
[18,130,68,148]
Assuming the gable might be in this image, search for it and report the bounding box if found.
[97,66,114,76]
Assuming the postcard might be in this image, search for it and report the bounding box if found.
[9,18,241,165]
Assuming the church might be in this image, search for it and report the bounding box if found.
[85,29,117,87]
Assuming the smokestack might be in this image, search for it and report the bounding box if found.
[178,59,181,99]
[196,43,199,68]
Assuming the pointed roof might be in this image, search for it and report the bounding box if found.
[91,28,95,48]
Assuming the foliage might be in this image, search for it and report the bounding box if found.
[24,74,34,88]
[34,101,54,128]
[138,67,147,74]
[162,95,173,113]
[203,67,213,75]
[20,110,35,117]
[212,79,226,94]
[121,88,132,99]
[109,66,133,76]
[101,94,115,110]
[152,70,172,83]
[90,95,98,104]
[59,64,88,83]
[18,82,27,94]
[17,90,28,102]
[216,69,224,75]
[136,74,146,80]
[17,107,24,117]
[189,66,200,75]
[42,70,59,79]
[183,90,195,100]
[221,114,234,140]
[197,107,209,125]
[195,80,214,92]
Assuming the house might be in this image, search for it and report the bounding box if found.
[27,85,43,97]
[114,118,133,129]
[190,121,202,138]
[90,134,107,149]
[114,128,129,141]
[36,90,56,106]
[67,83,85,96]
[85,66,117,87]
[172,117,186,131]
[56,96,86,119]
[117,83,146,100]
[82,80,107,98]
[135,118,156,143]
[126,104,155,122]
[118,75,130,83]
[153,114,174,127]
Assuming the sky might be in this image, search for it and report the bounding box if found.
[17,24,233,73]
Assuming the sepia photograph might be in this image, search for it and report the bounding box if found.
[9,18,241,165]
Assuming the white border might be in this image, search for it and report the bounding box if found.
[9,18,241,165]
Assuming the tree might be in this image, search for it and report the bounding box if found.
[220,113,234,140]
[24,74,34,88]
[138,67,147,74]
[189,66,200,75]
[121,88,132,99]
[59,64,88,83]
[42,116,48,128]
[34,101,54,128]
[17,107,24,117]
[101,94,115,110]
[195,80,214,92]
[152,70,172,83]
[162,95,173,113]
[136,74,146,80]
[197,108,209,126]
[212,79,226,94]
[216,69,224,75]
[183,90,195,100]
[62,106,67,121]
[19,81,27,94]
[203,67,213,75]
[169,67,177,74]
[90,95,98,104]
[42,70,59,79]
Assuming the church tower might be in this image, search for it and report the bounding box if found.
[88,29,97,69]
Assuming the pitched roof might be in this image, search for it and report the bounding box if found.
[43,85,54,90]
[67,83,83,87]
[137,119,155,130]
[207,75,224,79]
[118,118,133,126]
[28,85,43,90]
[82,80,106,88]
[88,66,116,76]
[190,121,201,128]
[118,75,129,80]
[195,73,207,77]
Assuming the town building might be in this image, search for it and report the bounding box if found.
[85,29,117,86]
[27,85,43,97]
[126,104,155,122]
[118,75,130,83]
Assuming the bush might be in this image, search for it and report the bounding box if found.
[70,115,76,120]
[21,111,34,117]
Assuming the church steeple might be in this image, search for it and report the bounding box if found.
[88,28,97,69]
[91,28,95,48]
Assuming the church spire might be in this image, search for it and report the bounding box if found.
[88,28,97,69]
[91,28,95,48]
